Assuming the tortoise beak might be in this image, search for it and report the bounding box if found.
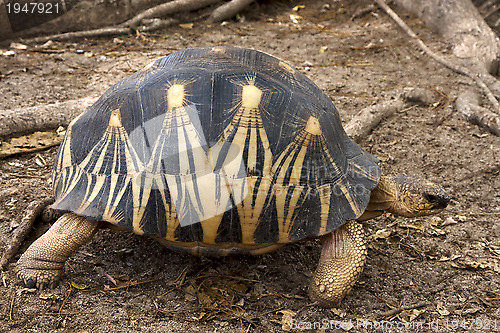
[424,192,450,210]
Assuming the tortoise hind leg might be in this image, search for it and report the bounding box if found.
[16,213,99,289]
[309,220,366,307]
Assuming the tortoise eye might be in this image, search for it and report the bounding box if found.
[424,194,438,203]
[424,193,449,209]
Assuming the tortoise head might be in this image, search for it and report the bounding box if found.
[363,176,450,219]
[382,176,449,217]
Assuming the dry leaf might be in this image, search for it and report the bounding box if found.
[320,46,328,53]
[105,273,117,286]
[197,291,212,307]
[454,259,500,273]
[438,255,461,262]
[437,301,450,316]
[409,308,426,321]
[330,307,346,317]
[71,281,89,290]
[455,307,480,315]
[442,217,457,226]
[277,309,296,331]
[289,14,301,24]
[369,229,391,240]
[39,291,54,300]
[428,225,446,236]
[399,222,425,232]
[292,5,305,11]
[179,23,194,29]
[185,285,197,301]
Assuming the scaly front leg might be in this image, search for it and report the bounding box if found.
[309,220,367,307]
[16,213,99,289]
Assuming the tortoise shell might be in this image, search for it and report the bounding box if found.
[52,46,380,254]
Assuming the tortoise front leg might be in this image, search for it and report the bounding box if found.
[16,213,99,289]
[309,220,367,307]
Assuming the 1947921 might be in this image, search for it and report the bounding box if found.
[6,1,60,14]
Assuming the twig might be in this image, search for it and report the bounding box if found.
[59,283,73,315]
[9,291,15,321]
[374,0,500,115]
[103,278,158,291]
[0,198,54,270]
[379,301,429,317]
[482,289,500,297]
[121,0,222,28]
[25,311,90,316]
[208,0,256,23]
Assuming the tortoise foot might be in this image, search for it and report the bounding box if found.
[16,262,63,289]
[309,220,367,307]
[16,213,99,289]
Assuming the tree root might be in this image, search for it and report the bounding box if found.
[456,90,500,136]
[23,18,181,44]
[208,0,256,23]
[24,27,133,44]
[375,0,500,115]
[0,97,97,139]
[0,198,54,270]
[120,0,222,28]
[17,0,259,43]
[344,98,404,143]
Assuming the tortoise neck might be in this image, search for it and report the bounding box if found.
[357,176,397,221]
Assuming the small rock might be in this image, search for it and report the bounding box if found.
[442,217,457,226]
[2,50,15,57]
[10,42,27,50]
[41,40,54,48]
[430,216,442,225]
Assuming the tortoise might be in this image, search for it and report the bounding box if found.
[16,46,449,307]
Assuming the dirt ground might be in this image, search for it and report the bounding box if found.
[0,0,499,332]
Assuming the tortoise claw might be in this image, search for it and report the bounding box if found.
[25,278,36,289]
[17,266,62,290]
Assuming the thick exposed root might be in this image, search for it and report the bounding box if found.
[0,199,53,270]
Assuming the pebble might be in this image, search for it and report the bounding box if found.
[442,217,458,226]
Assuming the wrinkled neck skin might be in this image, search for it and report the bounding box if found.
[357,176,398,221]
[357,175,449,221]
